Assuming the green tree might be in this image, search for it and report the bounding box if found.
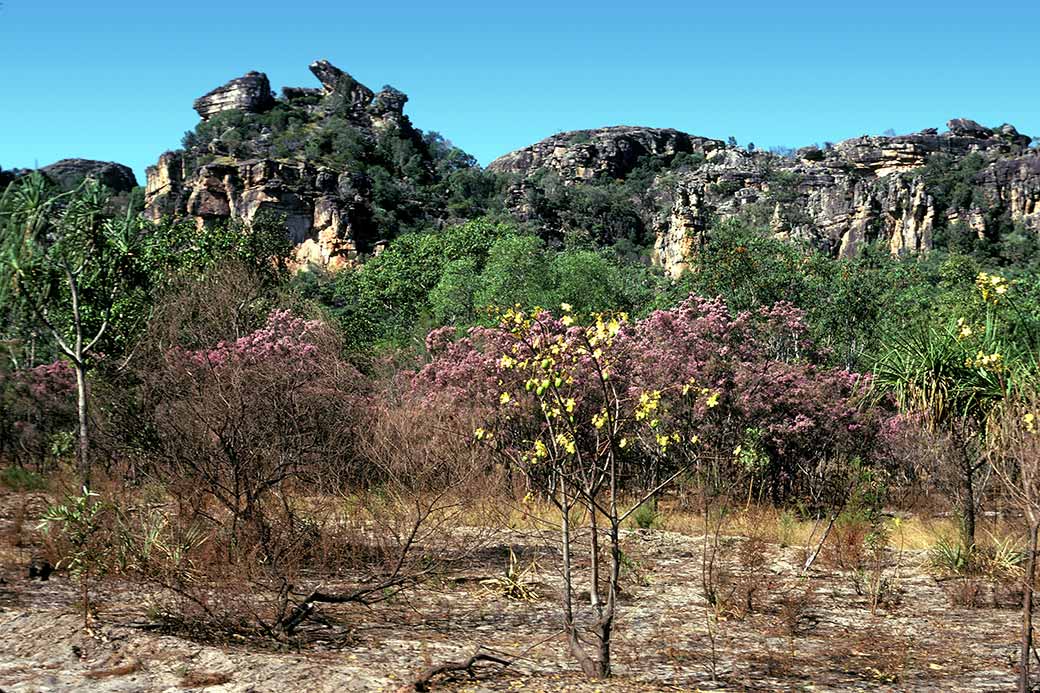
[0,174,144,483]
[475,235,551,309]
[871,271,1036,549]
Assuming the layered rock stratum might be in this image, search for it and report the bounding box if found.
[136,59,1039,276]
[491,119,1037,276]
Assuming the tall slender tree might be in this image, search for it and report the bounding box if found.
[0,173,142,484]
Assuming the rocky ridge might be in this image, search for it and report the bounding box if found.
[145,60,424,269]
[140,58,1039,276]
[491,118,1037,276]
[488,126,725,181]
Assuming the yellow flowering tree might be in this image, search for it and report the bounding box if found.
[988,393,1040,693]
[478,304,706,679]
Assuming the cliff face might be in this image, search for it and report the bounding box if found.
[490,119,1037,277]
[145,154,362,267]
[651,121,1037,276]
[976,151,1040,230]
[145,60,1038,276]
[144,60,433,270]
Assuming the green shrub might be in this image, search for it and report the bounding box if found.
[0,466,48,492]
[631,501,661,530]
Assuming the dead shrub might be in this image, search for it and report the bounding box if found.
[771,580,818,637]
[819,517,870,571]
[107,332,497,642]
[944,577,985,608]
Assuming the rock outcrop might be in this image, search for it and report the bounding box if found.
[2,159,138,211]
[193,72,275,120]
[648,149,943,274]
[491,119,1036,277]
[151,60,1040,279]
[488,126,724,181]
[146,152,366,269]
[975,150,1040,230]
[38,159,138,193]
[147,60,431,270]
[647,120,1038,275]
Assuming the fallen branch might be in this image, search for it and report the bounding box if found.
[412,649,513,691]
[279,576,415,634]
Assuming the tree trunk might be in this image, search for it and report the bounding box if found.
[1020,520,1039,693]
[959,444,977,551]
[74,361,90,486]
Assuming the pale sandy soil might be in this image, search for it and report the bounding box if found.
[0,489,1023,692]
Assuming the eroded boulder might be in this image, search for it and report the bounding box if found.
[193,71,274,120]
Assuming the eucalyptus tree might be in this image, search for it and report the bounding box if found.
[0,173,144,483]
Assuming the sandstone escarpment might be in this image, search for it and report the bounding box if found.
[145,60,435,269]
[488,118,1036,277]
[148,59,1039,279]
[649,152,942,272]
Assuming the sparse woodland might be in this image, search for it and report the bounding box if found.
[1,145,1040,691]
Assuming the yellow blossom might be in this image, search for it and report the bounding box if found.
[499,392,512,404]
[560,302,573,312]
[553,433,576,455]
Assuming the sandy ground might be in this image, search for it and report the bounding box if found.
[0,489,1024,692]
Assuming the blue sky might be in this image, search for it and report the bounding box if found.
[2,1,1038,185]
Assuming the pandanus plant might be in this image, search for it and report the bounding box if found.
[0,173,143,485]
[871,271,1035,551]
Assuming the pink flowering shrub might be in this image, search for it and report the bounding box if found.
[1,360,77,465]
[411,294,878,502]
[143,309,365,549]
[169,309,325,374]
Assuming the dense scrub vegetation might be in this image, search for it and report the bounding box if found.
[2,172,1040,688]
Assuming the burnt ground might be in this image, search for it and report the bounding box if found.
[0,489,1023,692]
